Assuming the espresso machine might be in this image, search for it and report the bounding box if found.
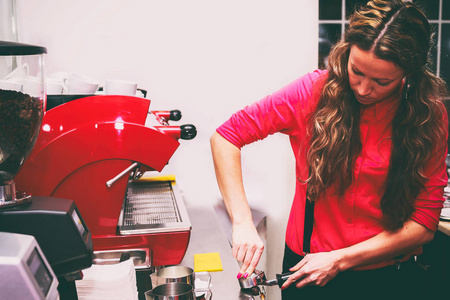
[0,41,94,300]
[14,83,197,270]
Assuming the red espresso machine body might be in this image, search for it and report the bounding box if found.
[15,95,195,266]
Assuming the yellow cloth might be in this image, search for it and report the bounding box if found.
[194,252,223,272]
[136,174,176,182]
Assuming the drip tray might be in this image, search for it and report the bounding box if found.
[93,249,151,269]
[118,181,191,235]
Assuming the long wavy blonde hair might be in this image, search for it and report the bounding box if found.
[307,0,448,230]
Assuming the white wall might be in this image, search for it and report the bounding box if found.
[16,1,317,299]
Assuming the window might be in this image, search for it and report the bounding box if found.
[318,0,450,88]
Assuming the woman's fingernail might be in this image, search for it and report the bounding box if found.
[237,273,242,279]
[243,273,249,278]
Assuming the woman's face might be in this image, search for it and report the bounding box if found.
[348,45,405,106]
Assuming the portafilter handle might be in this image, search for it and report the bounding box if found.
[264,271,295,287]
[239,270,295,289]
[238,270,267,289]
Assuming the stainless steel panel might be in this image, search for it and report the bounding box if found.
[93,249,151,269]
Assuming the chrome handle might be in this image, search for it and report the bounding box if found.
[106,162,139,188]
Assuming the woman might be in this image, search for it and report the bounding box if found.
[210,0,449,299]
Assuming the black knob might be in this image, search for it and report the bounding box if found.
[180,124,197,140]
[170,110,182,121]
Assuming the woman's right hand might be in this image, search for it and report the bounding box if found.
[232,219,264,278]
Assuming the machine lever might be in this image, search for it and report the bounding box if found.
[106,162,139,188]
[170,110,182,121]
[180,124,197,140]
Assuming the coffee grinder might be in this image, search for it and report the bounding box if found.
[0,41,93,300]
[0,231,60,300]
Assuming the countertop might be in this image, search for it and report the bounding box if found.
[438,203,450,236]
[438,220,450,236]
[180,205,450,299]
[181,205,244,299]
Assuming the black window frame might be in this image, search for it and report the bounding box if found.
[318,0,450,88]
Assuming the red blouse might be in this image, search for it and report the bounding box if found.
[216,70,448,267]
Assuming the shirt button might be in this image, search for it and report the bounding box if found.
[347,217,353,224]
[363,119,369,124]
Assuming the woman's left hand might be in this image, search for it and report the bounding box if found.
[281,251,342,289]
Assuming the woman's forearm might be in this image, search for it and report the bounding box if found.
[334,219,434,271]
[210,131,252,224]
[284,219,435,289]
[210,131,264,277]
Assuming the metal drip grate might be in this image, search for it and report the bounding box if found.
[118,180,191,235]
[122,181,180,226]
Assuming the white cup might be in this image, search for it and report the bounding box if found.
[104,79,138,96]
[46,78,63,95]
[22,76,43,97]
[0,80,22,92]
[63,73,99,94]
[48,71,71,82]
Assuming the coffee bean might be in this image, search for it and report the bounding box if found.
[0,89,43,183]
